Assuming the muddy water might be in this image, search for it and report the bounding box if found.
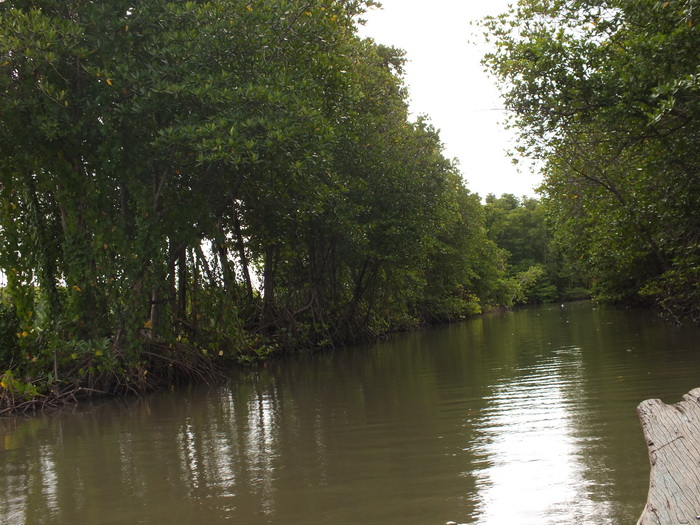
[2,301,699,524]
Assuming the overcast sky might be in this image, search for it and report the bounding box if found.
[356,0,542,200]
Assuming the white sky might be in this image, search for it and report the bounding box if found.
[356,0,542,200]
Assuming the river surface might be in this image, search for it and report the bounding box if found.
[2,301,700,524]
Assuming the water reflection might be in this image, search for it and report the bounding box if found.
[473,347,587,523]
[1,302,699,524]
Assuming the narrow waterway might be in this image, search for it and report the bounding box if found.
[2,301,700,524]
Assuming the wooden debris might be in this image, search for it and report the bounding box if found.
[637,387,700,525]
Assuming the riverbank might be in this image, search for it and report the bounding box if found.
[0,337,228,416]
[0,298,515,416]
[1,300,594,416]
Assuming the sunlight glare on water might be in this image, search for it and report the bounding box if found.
[472,347,594,523]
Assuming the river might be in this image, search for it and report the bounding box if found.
[2,301,700,524]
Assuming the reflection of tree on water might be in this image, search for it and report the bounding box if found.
[245,393,278,516]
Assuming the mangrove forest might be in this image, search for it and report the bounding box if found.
[1,0,699,412]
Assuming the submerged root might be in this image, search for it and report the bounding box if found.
[0,383,80,416]
[140,339,228,387]
[0,339,228,417]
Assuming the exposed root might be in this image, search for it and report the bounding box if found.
[0,339,228,417]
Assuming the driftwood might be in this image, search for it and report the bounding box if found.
[637,387,700,525]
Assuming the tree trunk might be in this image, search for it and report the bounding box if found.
[261,244,278,328]
[149,286,160,336]
[216,241,237,300]
[168,241,177,318]
[177,246,187,320]
[637,387,700,525]
[191,248,200,330]
[24,172,62,319]
[232,200,254,301]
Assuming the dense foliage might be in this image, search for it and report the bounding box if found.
[483,193,589,305]
[482,0,700,324]
[0,0,515,409]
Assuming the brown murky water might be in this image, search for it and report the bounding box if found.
[2,301,699,524]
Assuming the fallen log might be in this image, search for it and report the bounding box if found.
[637,387,700,525]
